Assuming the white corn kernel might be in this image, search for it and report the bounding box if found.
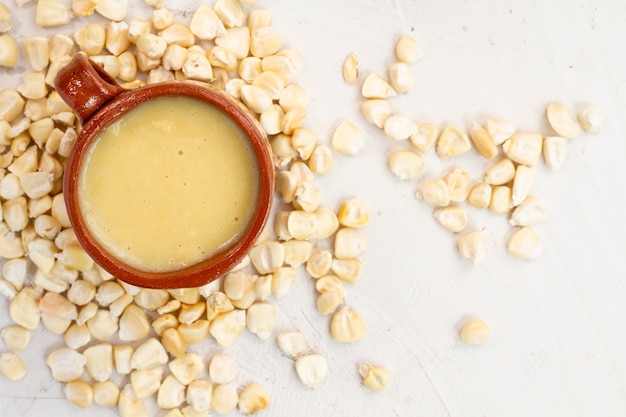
[157,375,186,410]
[39,292,77,320]
[308,145,334,174]
[283,240,313,268]
[95,0,127,21]
[295,354,328,388]
[76,302,98,326]
[1,326,30,350]
[276,331,307,357]
[457,230,486,265]
[207,45,238,72]
[134,288,170,311]
[334,228,367,259]
[409,122,440,153]
[87,309,119,341]
[361,72,397,99]
[388,62,414,93]
[546,102,581,139]
[468,182,492,209]
[502,133,543,166]
[259,104,284,136]
[64,380,93,408]
[36,0,72,27]
[249,241,285,274]
[507,227,542,260]
[48,33,74,61]
[460,318,490,345]
[359,364,391,391]
[117,51,137,81]
[83,343,113,382]
[2,258,27,291]
[119,304,151,341]
[190,5,225,40]
[509,197,547,227]
[206,291,235,321]
[0,3,11,33]
[136,33,167,59]
[211,383,238,415]
[444,168,471,203]
[74,23,106,56]
[271,267,297,299]
[0,89,25,122]
[437,125,471,158]
[287,210,318,241]
[485,158,516,185]
[178,301,205,325]
[63,323,91,349]
[246,301,276,340]
[169,287,200,304]
[209,310,246,348]
[313,207,339,240]
[46,347,86,382]
[240,85,273,114]
[41,313,71,335]
[130,368,162,398]
[9,288,41,330]
[511,165,535,207]
[305,249,332,278]
[214,0,245,28]
[238,383,270,414]
[93,380,120,407]
[342,53,359,84]
[67,280,96,306]
[247,8,272,32]
[215,27,250,60]
[113,345,134,375]
[330,306,366,342]
[90,55,121,78]
[159,23,195,47]
[186,379,213,412]
[338,198,370,228]
[332,120,366,155]
[161,327,185,358]
[484,118,515,145]
[177,320,211,344]
[489,185,513,214]
[162,44,187,71]
[361,99,392,128]
[415,178,450,207]
[331,258,362,283]
[395,35,423,63]
[250,26,282,58]
[280,107,307,136]
[23,36,49,71]
[167,352,203,385]
[469,121,498,159]
[209,353,238,384]
[151,8,174,31]
[279,83,309,112]
[388,150,424,180]
[433,205,468,233]
[578,105,603,133]
[291,127,317,160]
[316,275,346,295]
[128,19,151,43]
[131,338,168,371]
[182,49,213,81]
[316,291,344,315]
[542,136,568,171]
[383,115,417,141]
[118,384,148,417]
[105,21,130,56]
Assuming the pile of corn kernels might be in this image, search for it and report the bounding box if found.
[0,0,603,415]
[0,0,391,415]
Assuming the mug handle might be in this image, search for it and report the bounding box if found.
[54,54,127,125]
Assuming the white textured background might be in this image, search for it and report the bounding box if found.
[2,0,626,416]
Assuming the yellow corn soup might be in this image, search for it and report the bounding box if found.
[78,96,259,272]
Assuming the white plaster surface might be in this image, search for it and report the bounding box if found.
[1,0,626,416]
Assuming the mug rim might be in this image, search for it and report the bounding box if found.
[64,81,275,289]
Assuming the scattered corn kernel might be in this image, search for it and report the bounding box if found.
[359,364,391,391]
[546,102,581,139]
[295,354,328,388]
[507,226,542,259]
[460,318,490,345]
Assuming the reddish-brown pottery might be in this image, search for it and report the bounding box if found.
[55,54,275,289]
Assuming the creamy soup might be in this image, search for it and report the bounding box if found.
[78,96,259,272]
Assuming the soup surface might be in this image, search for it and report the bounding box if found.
[78,96,259,272]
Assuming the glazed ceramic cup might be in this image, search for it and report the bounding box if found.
[55,54,275,289]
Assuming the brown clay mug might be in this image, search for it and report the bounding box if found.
[55,54,275,289]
